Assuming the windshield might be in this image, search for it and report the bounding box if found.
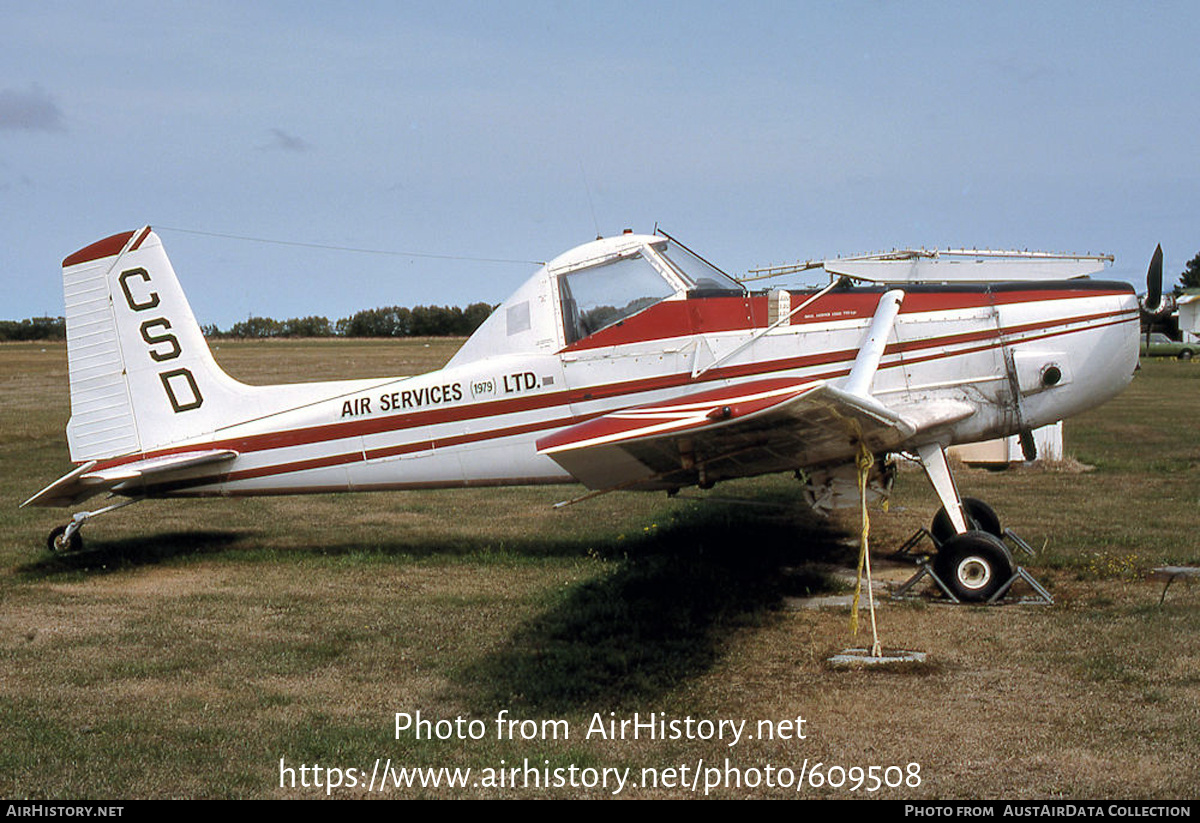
[559,252,675,343]
[658,243,745,294]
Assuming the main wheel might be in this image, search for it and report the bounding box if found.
[933,531,1014,603]
[47,525,82,553]
[931,497,1001,545]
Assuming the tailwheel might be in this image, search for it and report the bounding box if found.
[47,524,83,553]
[930,496,1001,545]
[933,531,1014,603]
[39,497,141,553]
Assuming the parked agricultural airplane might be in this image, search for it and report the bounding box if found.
[25,227,1143,601]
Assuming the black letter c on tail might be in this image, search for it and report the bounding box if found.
[119,268,160,311]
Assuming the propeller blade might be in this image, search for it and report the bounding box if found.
[1146,244,1164,312]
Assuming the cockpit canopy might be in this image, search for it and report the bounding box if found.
[556,235,743,344]
[448,233,745,367]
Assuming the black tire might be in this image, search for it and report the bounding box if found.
[47,525,82,553]
[1179,349,1194,361]
[931,497,1002,545]
[933,531,1014,603]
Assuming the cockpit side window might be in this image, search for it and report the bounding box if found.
[658,243,746,295]
[560,253,676,344]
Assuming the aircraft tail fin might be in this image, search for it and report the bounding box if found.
[61,227,251,461]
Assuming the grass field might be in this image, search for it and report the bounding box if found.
[2,340,1198,799]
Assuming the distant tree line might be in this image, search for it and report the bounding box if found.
[211,303,494,339]
[0,317,65,341]
[2,303,494,342]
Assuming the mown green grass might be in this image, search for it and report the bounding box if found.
[2,342,1198,799]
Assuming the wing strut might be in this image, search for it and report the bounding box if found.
[844,290,905,398]
[917,442,967,533]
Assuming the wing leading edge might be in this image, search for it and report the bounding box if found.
[536,378,919,492]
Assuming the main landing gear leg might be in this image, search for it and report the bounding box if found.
[46,497,141,553]
[915,443,1013,602]
[917,443,967,534]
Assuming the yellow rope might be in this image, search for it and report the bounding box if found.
[850,441,872,634]
[850,435,882,656]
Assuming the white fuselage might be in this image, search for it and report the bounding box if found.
[111,281,1137,499]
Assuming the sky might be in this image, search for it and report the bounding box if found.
[3,1,1199,328]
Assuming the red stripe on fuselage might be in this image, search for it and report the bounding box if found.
[562,285,1134,352]
[90,300,1136,482]
[133,305,1142,494]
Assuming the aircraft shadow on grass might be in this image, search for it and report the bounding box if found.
[19,492,853,709]
[17,530,247,578]
[453,496,854,714]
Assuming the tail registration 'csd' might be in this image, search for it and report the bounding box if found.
[118,266,203,413]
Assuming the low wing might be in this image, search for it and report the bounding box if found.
[537,378,918,492]
[22,449,238,508]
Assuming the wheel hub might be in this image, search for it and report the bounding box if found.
[955,556,992,591]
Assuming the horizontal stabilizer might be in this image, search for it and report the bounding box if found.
[23,449,238,508]
[537,378,915,491]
